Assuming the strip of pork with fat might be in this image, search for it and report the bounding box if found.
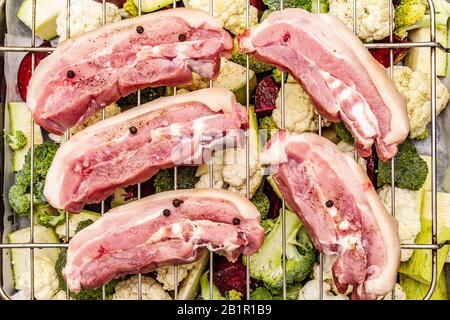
[65,188,265,292]
[27,8,233,135]
[239,8,408,160]
[44,88,248,212]
[261,131,400,299]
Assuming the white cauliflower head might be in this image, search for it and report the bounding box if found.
[272,76,329,134]
[57,0,121,41]
[155,262,196,291]
[328,0,391,42]
[298,279,349,300]
[378,185,421,261]
[391,66,450,139]
[183,0,258,35]
[195,117,264,197]
[113,276,172,300]
[15,256,60,300]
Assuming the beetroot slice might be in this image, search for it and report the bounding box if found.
[255,75,280,115]
[369,36,410,68]
[17,41,51,102]
[213,255,256,298]
[250,0,267,11]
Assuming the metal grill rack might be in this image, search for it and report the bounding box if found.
[1,0,449,300]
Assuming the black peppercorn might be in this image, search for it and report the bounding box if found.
[136,26,144,34]
[129,126,137,134]
[232,218,240,225]
[163,209,171,217]
[178,33,187,42]
[326,200,334,208]
[67,70,75,78]
[173,199,183,207]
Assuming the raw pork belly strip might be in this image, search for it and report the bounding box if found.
[65,188,265,291]
[27,8,233,135]
[239,9,409,160]
[261,131,400,300]
[44,88,248,212]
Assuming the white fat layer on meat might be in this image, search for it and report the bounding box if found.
[339,233,361,250]
[339,220,350,231]
[319,70,380,143]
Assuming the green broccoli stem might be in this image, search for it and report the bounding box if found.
[248,210,315,294]
[200,271,225,300]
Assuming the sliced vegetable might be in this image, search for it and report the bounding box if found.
[8,102,43,172]
[132,0,175,12]
[399,191,450,284]
[213,59,257,105]
[55,210,101,240]
[400,273,448,300]
[8,226,60,292]
[369,36,411,68]
[255,75,280,115]
[177,251,209,300]
[405,27,449,76]
[200,271,226,300]
[17,0,64,40]
[17,42,51,102]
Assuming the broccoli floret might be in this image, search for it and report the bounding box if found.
[8,142,59,216]
[262,0,312,11]
[271,69,288,84]
[7,130,27,151]
[123,0,138,17]
[36,206,65,228]
[250,287,273,300]
[117,86,166,108]
[395,0,450,38]
[153,166,199,193]
[260,218,275,234]
[225,290,242,300]
[55,220,118,300]
[394,0,428,37]
[8,185,31,216]
[334,122,354,145]
[377,139,428,191]
[246,210,316,295]
[311,0,329,13]
[251,191,271,220]
[415,129,429,141]
[258,116,278,142]
[230,38,274,74]
[75,219,95,234]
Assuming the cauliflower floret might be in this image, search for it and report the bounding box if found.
[155,262,196,291]
[183,0,258,35]
[56,0,121,41]
[378,185,421,261]
[113,276,172,300]
[272,76,329,134]
[392,66,450,139]
[15,256,60,300]
[71,103,121,135]
[195,119,264,197]
[298,279,349,300]
[381,283,407,300]
[328,0,391,42]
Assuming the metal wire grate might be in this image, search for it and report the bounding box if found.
[0,0,449,301]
